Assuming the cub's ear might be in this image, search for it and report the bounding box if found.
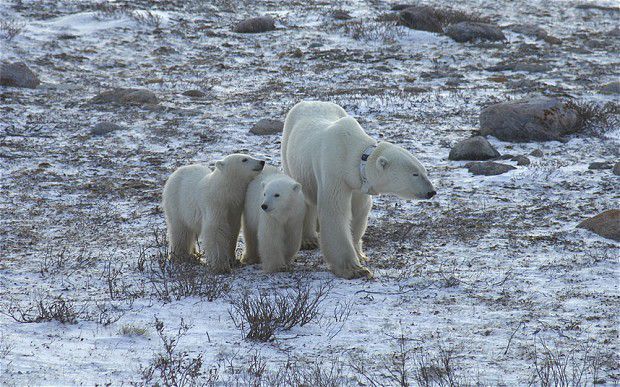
[377,156,389,170]
[215,160,225,170]
[292,183,301,192]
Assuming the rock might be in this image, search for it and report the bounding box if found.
[91,122,125,136]
[530,149,544,157]
[465,161,516,176]
[613,162,620,176]
[445,22,505,43]
[250,119,284,135]
[479,97,581,142]
[599,81,620,95]
[331,10,352,20]
[588,162,613,170]
[448,136,500,161]
[233,16,276,33]
[511,155,531,166]
[91,88,159,105]
[391,4,415,11]
[399,6,443,33]
[510,24,561,44]
[513,63,551,73]
[577,210,620,242]
[183,89,206,98]
[0,62,40,89]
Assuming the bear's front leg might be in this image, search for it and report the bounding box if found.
[258,219,288,273]
[199,218,232,274]
[351,191,372,263]
[318,188,373,279]
[240,217,260,265]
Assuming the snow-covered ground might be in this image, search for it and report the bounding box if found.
[1,0,618,385]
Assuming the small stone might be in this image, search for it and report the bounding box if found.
[530,149,544,157]
[465,161,516,176]
[233,16,276,33]
[445,22,505,43]
[599,81,620,95]
[331,10,352,20]
[511,155,531,166]
[0,62,40,89]
[449,136,500,161]
[183,89,206,98]
[613,162,620,176]
[250,119,284,135]
[577,210,620,242]
[92,122,125,136]
[588,162,613,170]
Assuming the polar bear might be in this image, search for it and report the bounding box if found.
[162,154,265,273]
[281,101,436,279]
[241,165,306,273]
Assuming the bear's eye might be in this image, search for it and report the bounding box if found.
[242,158,248,163]
[412,173,419,177]
[274,194,280,198]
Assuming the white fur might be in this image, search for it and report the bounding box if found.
[162,154,264,273]
[242,166,306,273]
[281,101,435,279]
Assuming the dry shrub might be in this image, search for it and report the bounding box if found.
[141,318,213,387]
[3,296,80,324]
[228,281,331,341]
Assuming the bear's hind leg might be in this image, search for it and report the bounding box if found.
[167,220,197,263]
[241,217,260,265]
[301,202,319,250]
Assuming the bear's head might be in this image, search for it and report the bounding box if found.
[215,154,265,180]
[260,177,303,218]
[365,142,436,200]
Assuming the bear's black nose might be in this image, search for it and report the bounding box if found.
[261,204,268,210]
[426,191,436,199]
[260,160,265,165]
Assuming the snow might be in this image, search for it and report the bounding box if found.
[1,0,619,385]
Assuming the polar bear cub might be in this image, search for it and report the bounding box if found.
[242,165,305,273]
[162,154,265,273]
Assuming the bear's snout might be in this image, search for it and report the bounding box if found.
[426,190,436,199]
[261,203,268,211]
[260,160,265,165]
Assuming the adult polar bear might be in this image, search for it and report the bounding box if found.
[282,101,436,279]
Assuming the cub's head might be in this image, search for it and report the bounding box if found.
[260,177,303,217]
[366,142,435,200]
[215,154,264,180]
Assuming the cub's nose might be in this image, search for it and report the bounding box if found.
[259,160,265,165]
[426,190,436,199]
[261,204,268,211]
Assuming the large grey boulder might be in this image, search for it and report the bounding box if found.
[250,119,284,135]
[399,6,443,33]
[599,81,620,95]
[449,136,500,160]
[509,24,561,44]
[577,210,620,242]
[465,161,515,175]
[233,16,276,33]
[479,97,581,142]
[445,22,505,42]
[91,88,159,105]
[0,62,40,89]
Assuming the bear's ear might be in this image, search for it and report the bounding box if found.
[377,156,389,170]
[215,160,225,170]
[292,183,301,192]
